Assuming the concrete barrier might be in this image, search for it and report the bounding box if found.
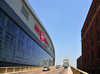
[70,66,89,74]
[0,66,55,73]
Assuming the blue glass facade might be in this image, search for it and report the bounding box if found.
[0,10,53,66]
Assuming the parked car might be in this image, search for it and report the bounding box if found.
[43,67,50,71]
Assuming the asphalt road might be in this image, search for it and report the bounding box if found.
[39,67,68,74]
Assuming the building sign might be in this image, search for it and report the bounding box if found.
[40,31,44,41]
[35,24,49,46]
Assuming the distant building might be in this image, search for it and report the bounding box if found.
[77,56,82,70]
[0,0,55,67]
[63,57,70,67]
[77,0,100,74]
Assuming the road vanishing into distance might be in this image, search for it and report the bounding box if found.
[14,67,72,74]
[39,67,68,74]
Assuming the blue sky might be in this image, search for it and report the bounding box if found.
[28,0,92,67]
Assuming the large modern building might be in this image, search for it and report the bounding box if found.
[77,0,100,74]
[0,0,55,67]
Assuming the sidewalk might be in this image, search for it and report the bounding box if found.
[66,66,73,74]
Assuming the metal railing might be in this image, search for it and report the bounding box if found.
[0,66,55,73]
[70,66,88,74]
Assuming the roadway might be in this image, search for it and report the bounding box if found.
[39,67,67,74]
[13,66,73,74]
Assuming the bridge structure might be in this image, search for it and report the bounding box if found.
[0,65,88,74]
[0,57,88,74]
[63,57,71,67]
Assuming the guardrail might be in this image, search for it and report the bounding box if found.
[0,66,55,73]
[70,66,89,74]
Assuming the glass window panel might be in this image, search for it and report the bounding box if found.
[17,48,21,53]
[7,19,12,27]
[10,37,14,41]
[0,31,3,36]
[32,41,37,48]
[11,23,18,34]
[95,4,97,12]
[7,23,11,29]
[97,19,99,27]
[11,23,17,29]
[0,18,2,22]
[2,13,7,18]
[12,28,16,33]
[2,50,8,54]
[4,41,9,46]
[0,14,6,25]
[2,16,6,20]
[11,34,15,38]
[0,10,2,14]
[0,26,4,31]
[0,19,2,24]
[7,54,13,61]
[7,18,12,23]
[10,41,13,45]
[2,58,7,61]
[26,36,31,44]
[98,47,100,59]
[5,34,9,39]
[18,33,22,37]
[9,44,13,48]
[20,47,23,52]
[5,38,9,42]
[18,29,26,40]
[5,30,10,36]
[0,36,4,40]
[0,40,2,44]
